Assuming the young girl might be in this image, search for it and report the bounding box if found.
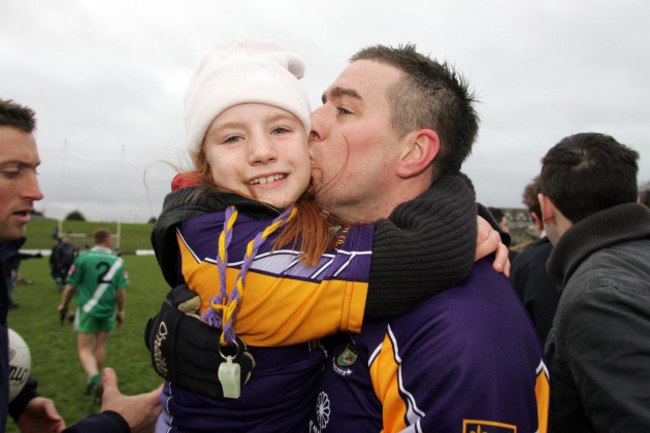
[150,39,501,432]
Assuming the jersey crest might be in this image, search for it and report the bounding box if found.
[336,344,358,367]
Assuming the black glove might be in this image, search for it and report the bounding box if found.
[145,284,255,398]
[59,308,74,326]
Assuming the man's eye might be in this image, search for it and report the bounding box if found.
[337,107,352,115]
[1,168,21,178]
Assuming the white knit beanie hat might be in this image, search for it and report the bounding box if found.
[184,38,311,153]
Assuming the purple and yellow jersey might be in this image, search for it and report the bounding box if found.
[177,211,374,345]
[309,260,550,433]
[158,211,375,432]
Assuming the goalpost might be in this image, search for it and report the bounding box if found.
[56,220,121,251]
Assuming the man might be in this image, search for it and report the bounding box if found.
[539,132,650,432]
[58,228,128,404]
[148,44,547,432]
[304,43,547,432]
[50,235,76,291]
[510,175,559,343]
[0,99,161,433]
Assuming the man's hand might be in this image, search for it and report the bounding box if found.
[100,367,162,433]
[16,397,66,433]
[476,216,511,277]
[144,284,255,398]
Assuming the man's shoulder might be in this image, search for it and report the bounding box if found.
[80,249,120,263]
[565,238,650,301]
[388,260,537,341]
[512,237,552,265]
[369,260,543,376]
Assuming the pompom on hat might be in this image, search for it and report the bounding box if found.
[184,38,311,153]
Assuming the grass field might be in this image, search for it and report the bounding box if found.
[5,254,168,432]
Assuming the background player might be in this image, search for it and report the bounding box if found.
[58,228,129,404]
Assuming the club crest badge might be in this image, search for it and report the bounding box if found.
[332,343,358,377]
[336,345,357,367]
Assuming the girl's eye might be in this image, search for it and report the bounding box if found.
[271,127,289,135]
[223,136,242,144]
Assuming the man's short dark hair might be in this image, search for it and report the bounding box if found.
[93,229,112,245]
[351,44,479,180]
[0,99,36,133]
[540,133,639,223]
[522,175,542,217]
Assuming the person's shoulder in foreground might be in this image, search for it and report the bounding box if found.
[311,259,549,432]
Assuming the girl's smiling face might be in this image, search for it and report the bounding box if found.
[202,103,311,208]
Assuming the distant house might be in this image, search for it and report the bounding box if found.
[640,181,650,208]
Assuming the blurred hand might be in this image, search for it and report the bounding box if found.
[16,397,66,433]
[476,216,511,277]
[101,367,163,433]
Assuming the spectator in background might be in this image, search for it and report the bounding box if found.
[510,175,559,343]
[488,206,517,261]
[540,132,650,431]
[4,249,42,309]
[50,235,76,291]
[488,206,510,233]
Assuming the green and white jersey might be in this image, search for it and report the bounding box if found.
[66,247,129,318]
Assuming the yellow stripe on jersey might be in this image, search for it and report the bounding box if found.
[369,333,409,433]
[535,361,550,433]
[178,233,368,347]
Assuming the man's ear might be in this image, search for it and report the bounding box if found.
[396,129,440,178]
[530,211,544,232]
[538,193,555,225]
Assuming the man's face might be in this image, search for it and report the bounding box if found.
[0,126,44,244]
[309,60,404,221]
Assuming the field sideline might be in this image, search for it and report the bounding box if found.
[6,254,168,432]
[22,219,155,255]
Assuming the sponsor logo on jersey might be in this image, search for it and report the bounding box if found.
[309,392,331,432]
[331,357,353,377]
[462,420,516,433]
[153,321,169,376]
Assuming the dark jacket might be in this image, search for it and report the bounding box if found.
[510,236,559,343]
[1,238,28,432]
[545,203,650,433]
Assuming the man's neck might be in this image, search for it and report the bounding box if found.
[332,184,428,222]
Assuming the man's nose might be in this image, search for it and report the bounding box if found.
[23,171,44,201]
[309,106,327,144]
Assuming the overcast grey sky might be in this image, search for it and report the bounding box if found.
[2,0,649,223]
